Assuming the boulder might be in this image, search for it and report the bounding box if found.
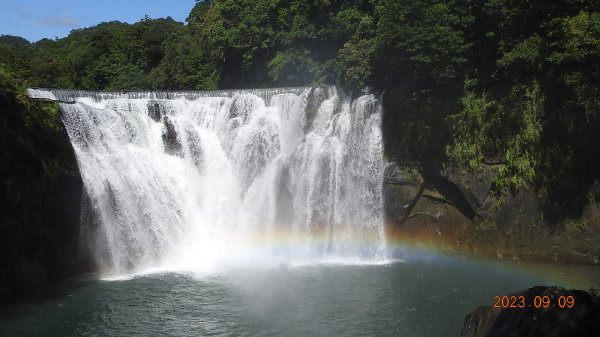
[162,116,183,157]
[383,163,422,224]
[461,286,600,337]
[304,86,331,132]
[441,166,495,212]
[147,101,163,122]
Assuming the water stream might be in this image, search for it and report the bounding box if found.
[31,87,386,275]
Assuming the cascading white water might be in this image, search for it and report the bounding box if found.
[29,87,386,274]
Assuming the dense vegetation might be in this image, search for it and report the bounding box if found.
[0,67,64,182]
[1,0,599,225]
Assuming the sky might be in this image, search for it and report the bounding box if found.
[0,1,194,42]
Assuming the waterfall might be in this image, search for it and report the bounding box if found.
[29,87,386,274]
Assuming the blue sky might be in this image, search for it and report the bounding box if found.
[0,1,194,42]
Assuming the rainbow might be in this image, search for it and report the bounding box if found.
[384,225,600,290]
[102,223,600,289]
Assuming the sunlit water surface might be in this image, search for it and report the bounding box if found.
[3,254,597,337]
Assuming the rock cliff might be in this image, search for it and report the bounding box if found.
[0,76,91,307]
[384,162,600,264]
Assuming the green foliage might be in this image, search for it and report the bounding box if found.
[497,34,542,74]
[267,48,317,86]
[184,0,384,89]
[0,66,64,181]
[1,18,185,90]
[562,218,587,233]
[336,14,376,89]
[446,86,496,171]
[373,0,472,91]
[446,81,542,195]
[550,11,600,63]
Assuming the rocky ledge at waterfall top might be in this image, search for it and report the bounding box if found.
[384,162,600,265]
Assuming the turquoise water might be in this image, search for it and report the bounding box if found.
[3,254,591,337]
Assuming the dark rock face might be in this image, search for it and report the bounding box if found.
[1,77,91,306]
[186,128,203,169]
[461,287,600,337]
[441,167,495,213]
[304,86,330,132]
[162,116,183,157]
[384,164,476,248]
[0,120,91,307]
[147,101,163,122]
[384,162,600,264]
[383,163,422,223]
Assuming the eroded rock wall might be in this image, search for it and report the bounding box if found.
[0,82,91,306]
[384,163,600,264]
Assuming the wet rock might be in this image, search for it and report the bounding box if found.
[441,167,495,211]
[147,101,163,122]
[398,188,473,248]
[235,117,280,191]
[493,188,543,233]
[162,116,183,157]
[462,306,498,337]
[229,94,263,123]
[461,286,600,337]
[383,163,422,224]
[384,162,406,184]
[0,115,91,307]
[304,86,330,132]
[185,128,203,169]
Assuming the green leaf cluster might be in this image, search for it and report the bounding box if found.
[0,66,65,181]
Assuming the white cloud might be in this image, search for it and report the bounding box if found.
[13,5,78,28]
[37,15,78,27]
[15,6,30,18]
